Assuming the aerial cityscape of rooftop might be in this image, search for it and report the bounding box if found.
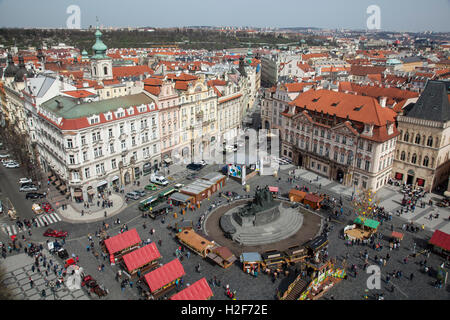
[0,0,449,310]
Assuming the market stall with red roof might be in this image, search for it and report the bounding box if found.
[143,258,185,299]
[102,229,141,264]
[121,242,161,278]
[429,230,450,258]
[170,277,213,300]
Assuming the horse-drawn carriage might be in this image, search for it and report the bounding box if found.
[81,274,109,298]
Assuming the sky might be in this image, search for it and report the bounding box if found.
[0,0,449,32]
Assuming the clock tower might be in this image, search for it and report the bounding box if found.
[90,27,113,81]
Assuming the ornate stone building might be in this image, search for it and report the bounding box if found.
[393,80,450,191]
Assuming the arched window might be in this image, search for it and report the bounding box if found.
[104,66,108,75]
[93,66,97,75]
[415,134,420,144]
[404,132,409,142]
[411,153,417,164]
[400,151,406,161]
[427,136,433,147]
[423,156,429,167]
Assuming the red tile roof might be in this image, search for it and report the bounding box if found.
[144,258,185,293]
[112,65,154,78]
[429,230,450,251]
[61,90,96,98]
[350,65,386,76]
[170,278,213,300]
[121,242,161,272]
[103,229,141,255]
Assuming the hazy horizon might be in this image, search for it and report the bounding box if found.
[0,0,449,33]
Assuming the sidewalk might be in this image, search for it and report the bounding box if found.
[290,168,450,233]
[57,194,125,223]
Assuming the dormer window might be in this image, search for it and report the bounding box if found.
[127,107,134,116]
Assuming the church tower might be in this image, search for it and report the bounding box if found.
[90,27,113,81]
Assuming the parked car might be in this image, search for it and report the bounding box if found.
[134,190,146,197]
[125,192,140,200]
[144,183,158,191]
[0,153,11,158]
[26,192,45,200]
[174,183,184,190]
[4,162,19,168]
[150,174,168,186]
[20,185,38,192]
[19,178,33,185]
[186,173,199,180]
[187,163,204,171]
[43,228,68,238]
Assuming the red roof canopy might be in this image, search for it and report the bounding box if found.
[429,230,450,251]
[268,186,279,193]
[170,277,213,300]
[122,242,161,272]
[103,229,141,255]
[144,258,185,293]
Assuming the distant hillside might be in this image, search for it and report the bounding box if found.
[0,28,321,51]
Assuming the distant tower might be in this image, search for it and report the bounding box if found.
[90,25,112,81]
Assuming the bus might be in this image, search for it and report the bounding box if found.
[158,187,176,199]
[138,195,159,211]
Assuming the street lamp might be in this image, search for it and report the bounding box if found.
[49,281,56,300]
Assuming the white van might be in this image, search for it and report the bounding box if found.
[150,174,169,186]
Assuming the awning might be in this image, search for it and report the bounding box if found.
[354,217,380,229]
[164,158,172,164]
[169,192,193,203]
[54,180,61,186]
[112,175,119,181]
[268,186,279,193]
[122,242,161,272]
[97,180,108,188]
[429,230,450,252]
[391,231,404,240]
[144,258,185,293]
[103,229,141,255]
[73,191,83,197]
[87,189,95,196]
[170,277,213,300]
[240,252,263,263]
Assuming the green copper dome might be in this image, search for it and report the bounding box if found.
[91,28,108,59]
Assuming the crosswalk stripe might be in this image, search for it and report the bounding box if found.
[40,216,50,225]
[53,214,62,221]
[6,225,12,236]
[11,225,17,235]
[47,214,57,223]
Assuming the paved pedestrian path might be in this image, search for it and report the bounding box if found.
[1,213,62,237]
[1,251,90,300]
[291,168,450,233]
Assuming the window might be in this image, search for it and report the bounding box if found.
[340,153,345,163]
[400,151,406,161]
[367,143,372,152]
[72,171,79,181]
[347,151,353,165]
[83,151,88,162]
[411,153,417,164]
[365,160,370,171]
[94,147,103,158]
[404,132,409,142]
[109,143,115,153]
[153,144,157,154]
[132,136,136,146]
[335,135,340,143]
[130,122,135,131]
[120,125,124,135]
[311,161,315,168]
[362,180,367,189]
[81,135,86,145]
[358,140,364,149]
[96,163,105,175]
[108,128,113,138]
[141,119,148,129]
[121,140,126,150]
[111,159,117,169]
[84,168,90,179]
[69,155,75,165]
[92,132,101,142]
[427,136,433,147]
[423,156,429,167]
[342,136,347,145]
[104,66,108,75]
[415,134,421,144]
[67,139,73,149]
[334,152,338,161]
[357,158,362,169]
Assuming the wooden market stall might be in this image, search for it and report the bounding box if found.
[289,189,307,203]
[303,193,324,210]
[143,258,185,300]
[170,277,213,300]
[121,242,161,278]
[206,246,237,269]
[168,192,194,208]
[179,173,226,204]
[268,186,279,197]
[344,217,380,240]
[284,245,309,265]
[176,229,215,258]
[391,231,404,241]
[240,252,263,275]
[102,229,142,264]
[261,250,286,271]
[428,230,450,259]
